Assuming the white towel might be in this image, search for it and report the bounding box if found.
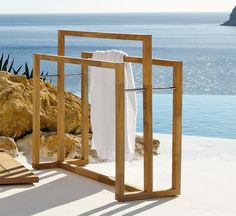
[90,50,137,161]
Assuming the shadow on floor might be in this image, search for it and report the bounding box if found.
[0,168,111,216]
[0,152,176,216]
[1,166,176,216]
[78,197,175,216]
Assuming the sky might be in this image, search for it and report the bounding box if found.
[0,0,235,14]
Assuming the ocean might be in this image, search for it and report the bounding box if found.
[0,13,235,139]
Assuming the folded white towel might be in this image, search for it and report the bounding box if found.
[90,50,137,161]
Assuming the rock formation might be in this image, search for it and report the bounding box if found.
[0,136,18,157]
[0,71,84,139]
[17,132,84,159]
[17,133,160,162]
[222,6,236,26]
[0,71,160,160]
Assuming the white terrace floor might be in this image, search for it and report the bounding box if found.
[0,134,236,216]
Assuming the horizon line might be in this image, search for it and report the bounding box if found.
[0,11,230,15]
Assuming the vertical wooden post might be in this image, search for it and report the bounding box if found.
[172,62,183,194]
[115,63,125,200]
[32,54,40,169]
[81,64,89,161]
[143,36,153,192]
[57,30,65,162]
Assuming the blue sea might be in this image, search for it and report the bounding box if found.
[0,13,235,139]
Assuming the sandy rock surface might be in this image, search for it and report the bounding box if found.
[17,133,159,162]
[0,136,18,157]
[0,71,159,161]
[0,71,83,138]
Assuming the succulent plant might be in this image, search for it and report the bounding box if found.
[0,53,14,72]
[0,53,50,82]
[13,65,23,75]
[22,63,33,79]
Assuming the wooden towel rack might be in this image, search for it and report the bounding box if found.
[32,30,183,201]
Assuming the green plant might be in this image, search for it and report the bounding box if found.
[0,53,14,72]
[41,71,48,82]
[13,65,23,75]
[22,63,33,79]
[0,53,50,82]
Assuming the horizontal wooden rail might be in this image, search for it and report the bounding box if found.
[81,52,182,67]
[59,30,149,41]
[34,53,123,69]
[117,189,178,202]
[60,162,141,192]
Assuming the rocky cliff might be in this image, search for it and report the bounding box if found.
[222,6,236,26]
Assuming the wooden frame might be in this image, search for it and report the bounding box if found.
[32,30,182,202]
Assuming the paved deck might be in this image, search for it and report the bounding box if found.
[0,134,235,216]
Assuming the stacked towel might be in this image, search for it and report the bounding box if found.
[90,50,137,161]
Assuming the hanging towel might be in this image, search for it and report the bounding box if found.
[90,50,137,161]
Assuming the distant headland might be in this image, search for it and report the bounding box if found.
[221,6,236,26]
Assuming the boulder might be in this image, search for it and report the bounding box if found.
[0,71,84,138]
[40,132,84,159]
[0,71,160,162]
[17,133,159,161]
[17,133,86,160]
[135,135,159,156]
[222,6,236,26]
[0,136,18,157]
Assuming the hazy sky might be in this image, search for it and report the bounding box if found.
[0,0,235,14]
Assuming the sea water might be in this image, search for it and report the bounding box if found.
[0,13,235,139]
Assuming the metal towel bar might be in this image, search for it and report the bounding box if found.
[125,87,175,92]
